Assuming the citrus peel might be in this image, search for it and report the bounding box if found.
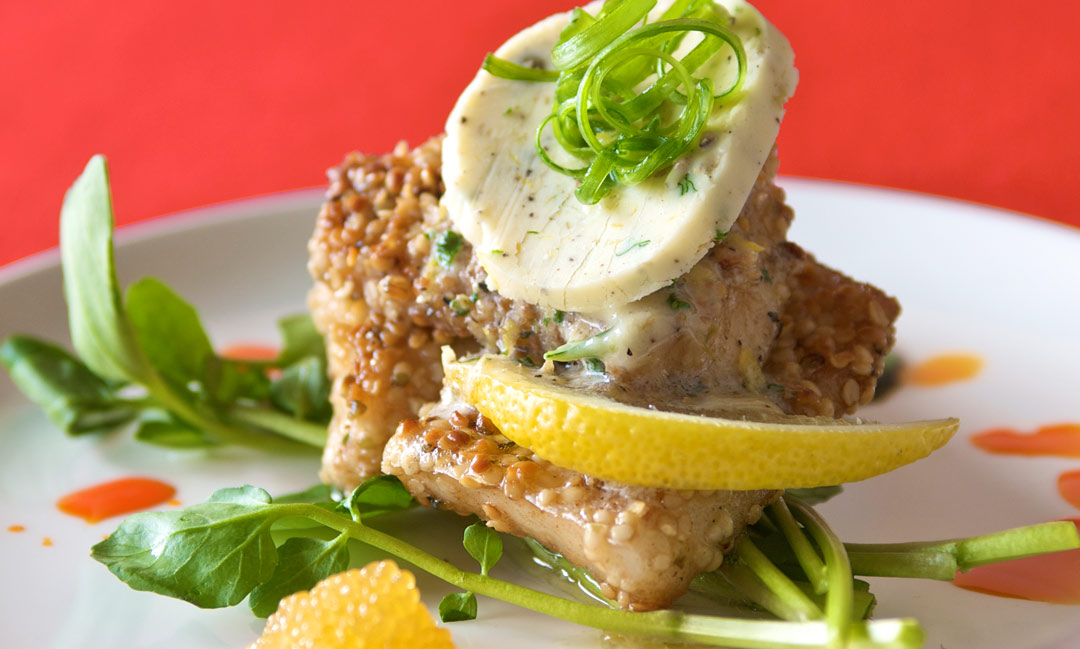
[442,348,958,490]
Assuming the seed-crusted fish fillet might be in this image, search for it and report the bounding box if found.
[381,406,779,611]
[307,135,900,610]
[307,136,899,489]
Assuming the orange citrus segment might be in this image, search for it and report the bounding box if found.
[250,561,455,649]
[442,349,959,490]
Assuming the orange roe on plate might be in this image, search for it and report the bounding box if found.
[954,519,1080,604]
[903,353,983,386]
[56,477,176,523]
[7,525,25,533]
[250,561,455,649]
[970,423,1080,458]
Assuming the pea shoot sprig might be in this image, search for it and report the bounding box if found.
[92,480,1078,648]
[0,156,329,451]
[483,0,747,204]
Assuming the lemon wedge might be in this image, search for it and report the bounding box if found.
[442,349,958,490]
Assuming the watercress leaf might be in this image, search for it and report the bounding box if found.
[125,276,214,388]
[0,335,137,434]
[785,486,843,506]
[208,485,273,506]
[438,591,477,622]
[270,485,347,531]
[463,521,503,576]
[345,475,416,521]
[248,535,351,618]
[275,314,326,366]
[134,412,215,449]
[90,494,279,608]
[59,156,148,383]
[273,484,341,505]
[269,357,332,423]
[202,355,272,405]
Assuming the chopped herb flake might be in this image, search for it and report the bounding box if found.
[553,310,566,324]
[714,230,729,242]
[583,358,606,373]
[760,268,772,284]
[434,231,465,267]
[666,293,691,310]
[678,174,696,195]
[449,296,472,317]
[615,240,650,256]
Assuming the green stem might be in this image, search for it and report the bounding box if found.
[143,375,313,453]
[228,403,328,448]
[847,551,957,580]
[734,536,823,621]
[294,504,920,649]
[691,573,876,622]
[846,520,1075,570]
[787,497,853,649]
[768,501,828,594]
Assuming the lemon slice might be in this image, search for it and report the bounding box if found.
[442,349,958,490]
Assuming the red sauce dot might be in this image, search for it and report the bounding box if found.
[1059,471,1080,511]
[903,353,983,386]
[7,525,25,533]
[57,477,177,523]
[220,344,279,361]
[954,519,1080,604]
[971,423,1080,458]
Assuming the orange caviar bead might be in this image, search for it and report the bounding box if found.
[249,561,454,649]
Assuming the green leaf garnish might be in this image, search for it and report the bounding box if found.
[615,239,650,256]
[667,292,691,310]
[439,591,478,622]
[2,157,328,451]
[434,230,465,267]
[463,522,503,576]
[60,156,149,383]
[344,475,416,521]
[126,276,215,389]
[92,483,1080,648]
[91,485,279,608]
[248,535,350,618]
[269,356,332,423]
[0,335,137,434]
[543,328,615,362]
[785,486,843,506]
[133,412,214,449]
[484,1,747,204]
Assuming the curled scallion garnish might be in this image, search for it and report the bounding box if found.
[483,0,747,204]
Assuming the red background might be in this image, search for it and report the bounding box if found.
[2,1,1078,267]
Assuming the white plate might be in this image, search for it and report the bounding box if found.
[1,180,1078,649]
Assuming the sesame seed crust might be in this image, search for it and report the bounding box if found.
[308,137,900,489]
[382,409,779,611]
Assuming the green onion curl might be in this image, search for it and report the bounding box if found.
[482,0,747,204]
